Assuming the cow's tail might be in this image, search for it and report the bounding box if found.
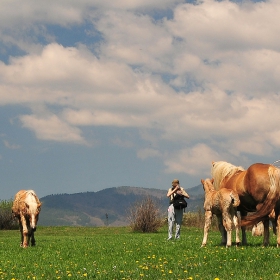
[241,166,280,227]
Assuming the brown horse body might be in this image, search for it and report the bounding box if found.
[212,161,280,247]
[201,178,240,247]
[12,190,41,248]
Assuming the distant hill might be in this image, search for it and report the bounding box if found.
[39,185,205,227]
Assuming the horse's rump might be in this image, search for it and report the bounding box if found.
[242,165,280,226]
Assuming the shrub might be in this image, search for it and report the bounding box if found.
[0,199,18,230]
[182,209,219,229]
[127,196,163,233]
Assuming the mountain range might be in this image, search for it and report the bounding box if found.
[39,184,205,227]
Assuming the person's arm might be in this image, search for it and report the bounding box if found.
[167,186,179,197]
[177,187,190,199]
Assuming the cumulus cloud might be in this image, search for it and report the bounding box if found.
[1,0,280,182]
[19,114,87,144]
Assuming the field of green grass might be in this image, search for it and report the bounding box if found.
[1,226,280,280]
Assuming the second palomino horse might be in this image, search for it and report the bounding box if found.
[211,161,280,247]
[12,190,41,248]
[201,178,240,247]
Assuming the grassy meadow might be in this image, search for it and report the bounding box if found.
[1,226,280,280]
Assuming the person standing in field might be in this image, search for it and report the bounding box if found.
[167,179,190,240]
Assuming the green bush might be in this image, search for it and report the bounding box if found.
[0,199,18,230]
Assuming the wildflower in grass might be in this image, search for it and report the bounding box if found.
[214,278,220,280]
[168,270,173,274]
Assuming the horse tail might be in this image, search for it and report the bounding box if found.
[241,166,280,227]
[230,191,240,207]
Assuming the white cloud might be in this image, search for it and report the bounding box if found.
[164,144,220,176]
[1,0,280,182]
[19,114,87,144]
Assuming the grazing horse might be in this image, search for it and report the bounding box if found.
[12,190,41,248]
[211,161,280,247]
[201,178,240,248]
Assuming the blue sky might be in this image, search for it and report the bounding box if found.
[1,0,280,200]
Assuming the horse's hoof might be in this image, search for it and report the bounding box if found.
[236,242,241,246]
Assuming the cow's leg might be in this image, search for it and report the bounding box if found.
[201,211,212,247]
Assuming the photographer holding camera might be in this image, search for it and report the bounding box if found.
[166,179,190,240]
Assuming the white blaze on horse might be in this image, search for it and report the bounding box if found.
[201,178,240,248]
[12,190,41,248]
[211,161,280,247]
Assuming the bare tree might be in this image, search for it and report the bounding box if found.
[127,196,163,233]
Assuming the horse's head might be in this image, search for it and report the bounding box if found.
[25,201,41,230]
[201,178,214,192]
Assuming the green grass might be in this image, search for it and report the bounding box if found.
[1,226,280,279]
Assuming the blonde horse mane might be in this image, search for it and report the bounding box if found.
[211,161,245,189]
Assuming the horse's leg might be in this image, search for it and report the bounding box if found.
[30,229,36,246]
[233,214,241,246]
[226,230,232,248]
[18,218,24,247]
[217,215,227,245]
[201,211,212,247]
[20,214,28,248]
[276,214,280,247]
[240,211,248,245]
[222,211,233,247]
[263,217,270,247]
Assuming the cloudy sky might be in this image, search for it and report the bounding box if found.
[1,0,279,200]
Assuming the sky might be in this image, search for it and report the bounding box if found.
[1,0,280,200]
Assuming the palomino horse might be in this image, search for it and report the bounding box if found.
[12,190,41,248]
[201,178,240,247]
[211,161,280,247]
